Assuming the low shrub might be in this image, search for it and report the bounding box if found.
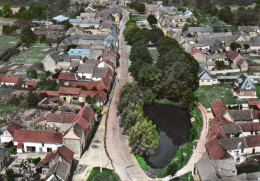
[87,167,120,181]
[8,147,16,155]
[31,157,41,164]
[134,154,149,170]
[237,163,260,174]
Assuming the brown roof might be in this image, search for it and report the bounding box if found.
[236,59,244,66]
[72,81,108,92]
[58,87,81,95]
[41,145,74,166]
[205,136,231,160]
[226,50,240,61]
[248,101,260,110]
[6,122,20,136]
[245,134,260,147]
[210,116,233,129]
[239,122,260,132]
[45,113,77,123]
[74,106,95,131]
[208,122,228,140]
[24,81,38,87]
[211,99,227,117]
[40,90,59,97]
[190,48,207,57]
[102,50,117,58]
[13,130,63,144]
[100,59,114,67]
[58,72,76,81]
[0,76,19,83]
[252,110,260,119]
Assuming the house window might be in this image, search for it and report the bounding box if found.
[63,97,66,101]
[47,148,52,152]
[73,97,78,101]
[241,149,244,153]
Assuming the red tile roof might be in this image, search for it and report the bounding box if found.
[248,101,260,110]
[102,50,118,58]
[240,122,260,132]
[41,145,74,165]
[79,90,97,98]
[208,122,228,140]
[211,99,227,117]
[58,87,81,95]
[210,116,233,129]
[34,117,46,123]
[6,122,20,136]
[40,90,59,97]
[205,136,231,160]
[0,76,19,83]
[252,110,260,119]
[24,81,38,87]
[73,81,108,92]
[245,134,260,148]
[236,59,244,66]
[226,50,240,61]
[13,130,63,144]
[97,90,107,100]
[190,48,207,57]
[58,72,77,81]
[17,142,23,149]
[46,114,78,123]
[74,106,95,130]
[100,59,114,67]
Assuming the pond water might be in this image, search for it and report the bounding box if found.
[144,103,191,168]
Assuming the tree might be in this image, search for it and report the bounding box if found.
[123,26,144,44]
[244,44,250,50]
[158,36,183,56]
[1,3,13,18]
[128,119,159,156]
[215,60,225,70]
[26,92,40,107]
[129,59,148,79]
[145,28,164,44]
[129,41,153,63]
[230,42,242,51]
[147,15,157,26]
[26,69,38,78]
[63,21,73,29]
[5,168,14,181]
[37,79,58,91]
[85,96,97,105]
[218,7,233,24]
[137,64,162,87]
[21,26,36,46]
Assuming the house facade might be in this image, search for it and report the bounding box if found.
[0,76,20,87]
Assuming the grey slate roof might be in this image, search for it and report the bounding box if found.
[188,27,213,33]
[0,147,8,160]
[219,137,246,151]
[159,6,176,11]
[246,172,260,180]
[48,52,63,62]
[69,19,100,24]
[220,173,247,181]
[221,124,242,135]
[78,64,96,74]
[74,123,84,138]
[45,161,70,181]
[92,67,107,78]
[212,158,237,178]
[225,110,252,121]
[198,64,216,80]
[232,74,256,92]
[195,156,218,180]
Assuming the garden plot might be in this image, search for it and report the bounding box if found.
[0,36,20,55]
[9,43,50,63]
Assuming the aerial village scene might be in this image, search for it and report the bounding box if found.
[0,0,260,180]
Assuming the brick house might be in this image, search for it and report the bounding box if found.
[226,50,248,71]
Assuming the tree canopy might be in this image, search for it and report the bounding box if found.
[147,14,157,26]
[230,42,242,51]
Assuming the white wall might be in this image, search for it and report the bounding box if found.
[1,130,13,142]
[13,141,63,153]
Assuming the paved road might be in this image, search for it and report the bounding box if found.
[105,9,151,181]
[166,103,208,180]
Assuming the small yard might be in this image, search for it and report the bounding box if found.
[134,154,149,170]
[255,84,260,98]
[0,103,24,115]
[249,56,260,60]
[86,167,120,181]
[9,43,49,63]
[194,83,245,108]
[149,49,159,62]
[192,9,236,32]
[0,36,20,55]
[130,14,147,21]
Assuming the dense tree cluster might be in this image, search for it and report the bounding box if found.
[147,14,157,26]
[117,83,158,156]
[128,0,146,13]
[8,92,42,107]
[21,26,37,46]
[0,2,48,20]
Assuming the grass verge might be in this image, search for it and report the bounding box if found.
[87,167,120,181]
[149,49,159,61]
[171,171,193,181]
[134,154,149,170]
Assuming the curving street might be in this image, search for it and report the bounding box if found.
[105,8,151,181]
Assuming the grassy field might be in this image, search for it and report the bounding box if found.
[192,9,236,32]
[134,154,149,170]
[149,49,159,62]
[0,103,24,115]
[249,56,260,60]
[130,14,148,21]
[194,83,245,108]
[0,36,20,55]
[9,43,49,63]
[87,167,120,181]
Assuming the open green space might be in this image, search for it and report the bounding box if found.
[149,49,159,61]
[9,43,48,63]
[255,84,260,98]
[0,88,15,94]
[0,103,24,115]
[192,9,236,32]
[130,15,147,21]
[87,167,120,181]
[194,83,244,108]
[0,36,20,55]
[134,154,149,170]
[249,56,260,60]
